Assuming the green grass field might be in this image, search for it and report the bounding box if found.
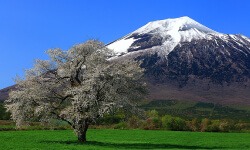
[0,129,249,149]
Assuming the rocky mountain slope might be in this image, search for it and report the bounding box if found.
[107,16,250,105]
[0,85,17,103]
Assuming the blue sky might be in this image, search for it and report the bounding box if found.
[0,0,250,89]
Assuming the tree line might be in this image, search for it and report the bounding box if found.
[95,110,250,133]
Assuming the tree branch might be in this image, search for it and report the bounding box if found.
[51,112,75,129]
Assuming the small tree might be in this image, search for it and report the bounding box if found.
[5,40,148,142]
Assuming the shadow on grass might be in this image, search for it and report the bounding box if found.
[41,140,226,149]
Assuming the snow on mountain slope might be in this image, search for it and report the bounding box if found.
[107,36,136,54]
[106,16,249,57]
[134,16,217,37]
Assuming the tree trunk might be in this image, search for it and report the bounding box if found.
[77,119,89,142]
[78,130,87,142]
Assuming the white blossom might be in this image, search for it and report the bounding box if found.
[5,40,148,142]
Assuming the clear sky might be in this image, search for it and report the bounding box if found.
[0,0,250,89]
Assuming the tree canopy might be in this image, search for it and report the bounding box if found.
[5,40,148,142]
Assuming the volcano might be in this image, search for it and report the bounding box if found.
[106,16,250,105]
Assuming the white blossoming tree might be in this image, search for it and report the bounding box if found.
[5,40,148,142]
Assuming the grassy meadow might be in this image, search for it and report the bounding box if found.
[0,129,250,149]
[1,100,249,149]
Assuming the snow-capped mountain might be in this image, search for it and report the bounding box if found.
[107,16,249,57]
[107,16,250,105]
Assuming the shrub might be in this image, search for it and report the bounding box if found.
[102,116,122,125]
[0,103,11,120]
[171,117,187,131]
[162,115,172,130]
[114,122,129,130]
[201,118,211,132]
[207,121,220,132]
[141,118,156,130]
[149,110,159,118]
[128,118,139,129]
[188,118,200,132]
[161,116,187,131]
[218,120,231,132]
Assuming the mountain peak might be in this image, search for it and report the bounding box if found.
[135,16,216,35]
[107,17,249,57]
